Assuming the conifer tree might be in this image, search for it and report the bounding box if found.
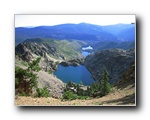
[15,57,41,96]
[100,67,111,96]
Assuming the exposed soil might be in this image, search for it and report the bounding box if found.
[15,84,135,106]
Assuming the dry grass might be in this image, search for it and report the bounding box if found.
[15,84,135,106]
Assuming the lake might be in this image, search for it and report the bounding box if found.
[82,51,90,57]
[54,65,94,86]
[81,46,93,57]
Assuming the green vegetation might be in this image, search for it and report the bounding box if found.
[15,57,50,98]
[16,55,111,100]
[62,91,78,100]
[15,66,38,96]
[35,87,50,98]
[99,67,111,96]
[88,67,111,97]
[47,61,60,74]
[20,61,28,66]
[24,38,87,59]
[28,57,41,72]
[48,69,53,74]
[62,67,111,100]
[62,81,88,101]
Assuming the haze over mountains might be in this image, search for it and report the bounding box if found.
[15,23,135,46]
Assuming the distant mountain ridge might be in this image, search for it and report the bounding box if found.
[93,41,135,51]
[102,23,135,41]
[15,23,135,45]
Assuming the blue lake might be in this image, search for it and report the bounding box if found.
[82,51,90,57]
[54,65,94,86]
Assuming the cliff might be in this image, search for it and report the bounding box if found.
[84,48,135,84]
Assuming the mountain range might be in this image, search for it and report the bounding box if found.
[15,23,135,45]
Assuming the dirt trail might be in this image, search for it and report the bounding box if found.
[15,85,135,106]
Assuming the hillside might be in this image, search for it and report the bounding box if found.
[16,91,135,106]
[15,38,87,98]
[15,38,86,61]
[84,48,135,84]
[15,83,135,106]
[15,23,136,106]
[15,60,135,106]
[93,41,135,51]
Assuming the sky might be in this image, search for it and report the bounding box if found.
[15,15,135,27]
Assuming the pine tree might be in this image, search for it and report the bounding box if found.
[100,67,111,96]
[15,57,41,96]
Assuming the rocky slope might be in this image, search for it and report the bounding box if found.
[15,63,135,105]
[15,38,85,61]
[60,58,84,66]
[15,59,65,98]
[84,48,135,84]
[115,61,135,89]
[15,38,87,72]
[15,38,87,98]
[36,71,65,98]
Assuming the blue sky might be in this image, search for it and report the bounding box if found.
[15,15,135,27]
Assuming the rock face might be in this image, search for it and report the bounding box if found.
[15,38,85,61]
[15,42,65,61]
[37,71,65,98]
[115,61,135,89]
[60,58,84,66]
[84,48,135,84]
[15,43,34,62]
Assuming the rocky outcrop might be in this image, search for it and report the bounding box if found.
[84,48,135,84]
[36,71,65,98]
[15,43,33,62]
[15,38,86,62]
[15,42,65,62]
[115,61,135,89]
[60,58,84,66]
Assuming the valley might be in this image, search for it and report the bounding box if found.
[15,22,135,106]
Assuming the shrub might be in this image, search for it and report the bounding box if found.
[15,66,37,95]
[35,87,50,98]
[15,57,41,96]
[77,96,88,100]
[48,69,53,74]
[18,92,29,96]
[28,57,41,72]
[62,90,78,100]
